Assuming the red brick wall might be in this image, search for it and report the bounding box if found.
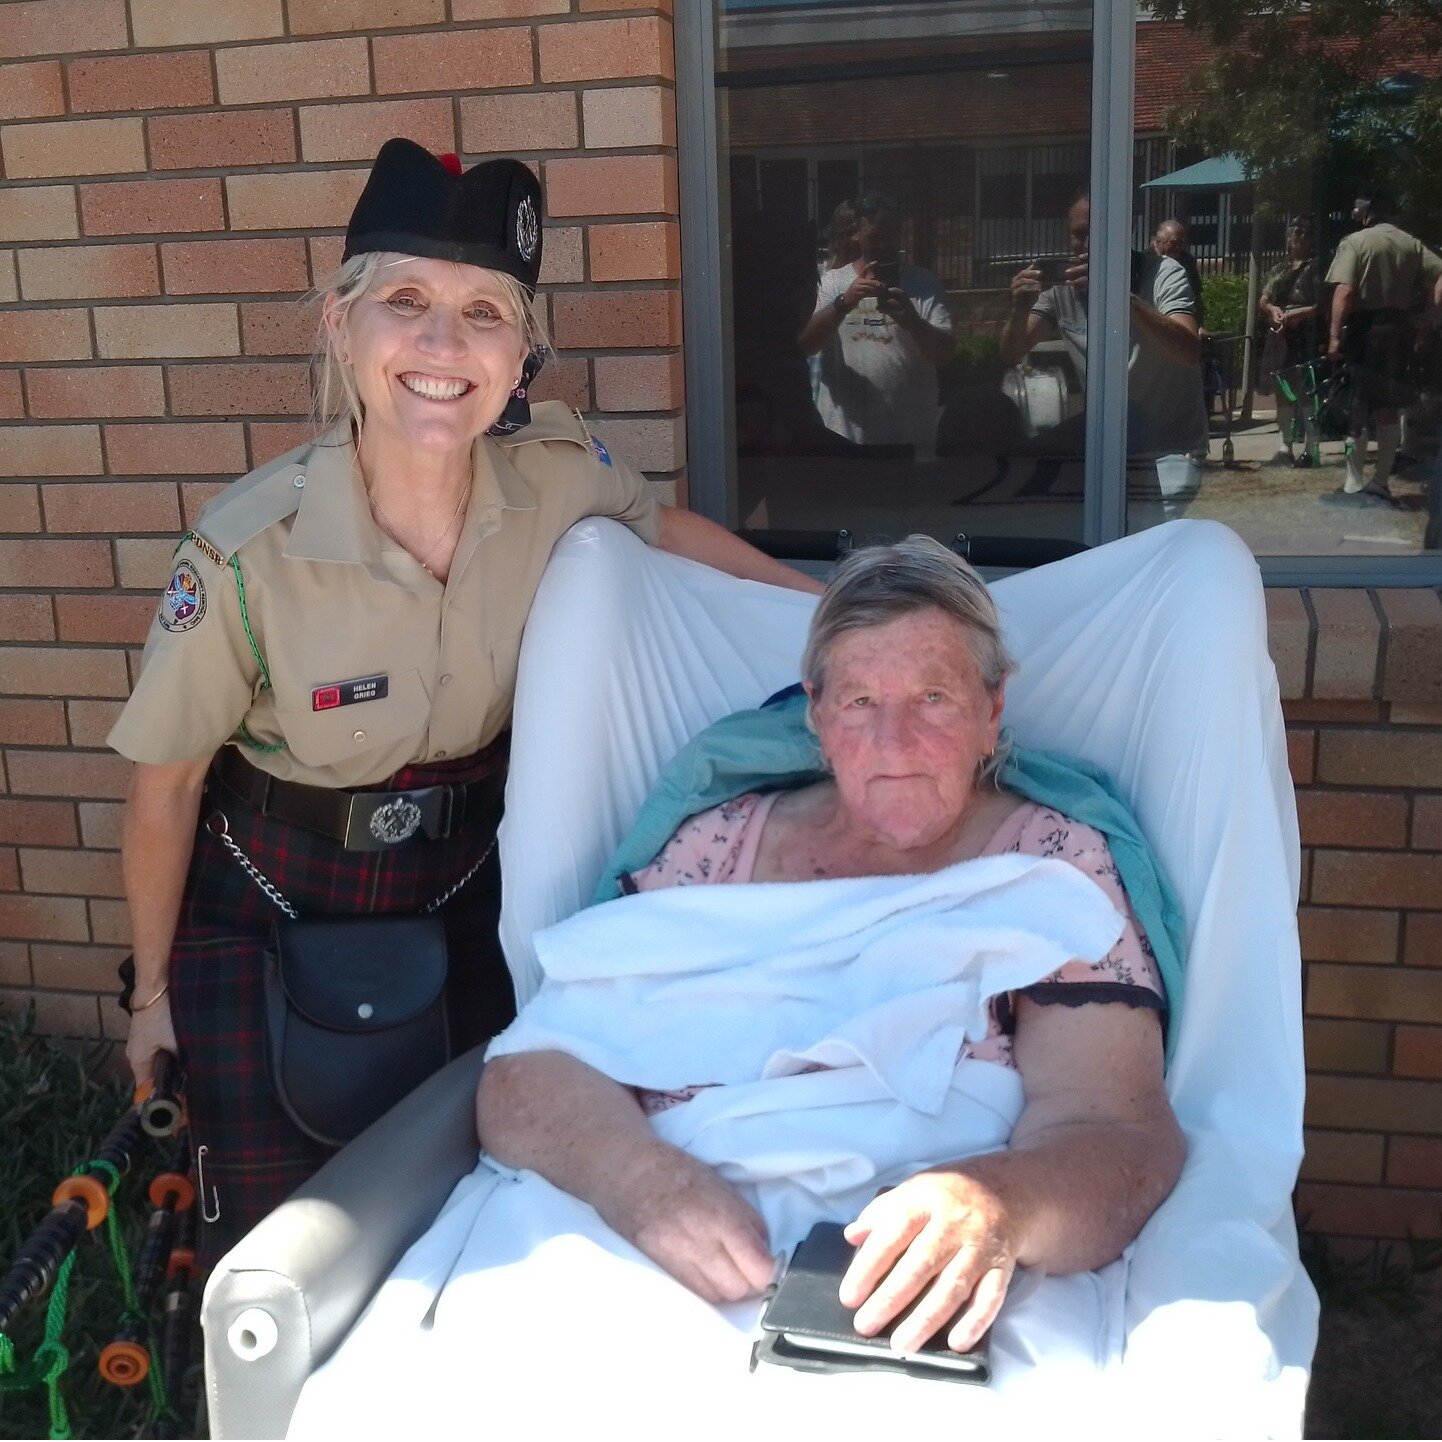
[0,0,681,1038]
[1270,589,1442,1241]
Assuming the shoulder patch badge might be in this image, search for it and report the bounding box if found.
[590,436,613,467]
[160,560,206,633]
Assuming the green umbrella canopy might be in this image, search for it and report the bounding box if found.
[1142,154,1252,191]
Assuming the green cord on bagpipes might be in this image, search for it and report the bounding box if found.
[0,1158,180,1439]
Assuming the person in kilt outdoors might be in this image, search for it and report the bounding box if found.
[110,137,821,1262]
[1257,216,1324,467]
[1322,190,1442,507]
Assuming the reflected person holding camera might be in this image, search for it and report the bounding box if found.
[1001,193,1206,517]
[798,192,954,460]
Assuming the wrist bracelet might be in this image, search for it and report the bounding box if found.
[133,983,169,1012]
[831,294,850,317]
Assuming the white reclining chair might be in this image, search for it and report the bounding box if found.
[202,518,1318,1438]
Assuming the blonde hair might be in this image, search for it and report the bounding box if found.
[802,534,1017,786]
[308,251,551,438]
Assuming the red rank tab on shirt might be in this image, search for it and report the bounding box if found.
[312,685,342,711]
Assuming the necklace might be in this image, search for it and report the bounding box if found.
[368,481,470,576]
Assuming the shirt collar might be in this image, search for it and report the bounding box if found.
[284,425,538,576]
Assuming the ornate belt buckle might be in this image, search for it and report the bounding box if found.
[343,788,443,850]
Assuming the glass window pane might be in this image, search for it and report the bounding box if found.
[1130,5,1442,556]
[715,2,1095,558]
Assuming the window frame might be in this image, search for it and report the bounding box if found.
[675,0,1442,585]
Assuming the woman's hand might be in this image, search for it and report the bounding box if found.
[839,1168,1018,1354]
[126,993,178,1092]
[597,1140,775,1304]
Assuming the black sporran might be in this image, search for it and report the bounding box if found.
[263,916,451,1148]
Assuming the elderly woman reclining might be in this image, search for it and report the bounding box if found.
[288,536,1186,1435]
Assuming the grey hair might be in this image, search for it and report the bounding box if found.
[801,534,1017,786]
[308,251,551,438]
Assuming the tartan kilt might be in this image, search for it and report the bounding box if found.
[172,742,513,1263]
[1343,308,1418,419]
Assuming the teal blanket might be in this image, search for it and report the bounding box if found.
[592,689,1187,1063]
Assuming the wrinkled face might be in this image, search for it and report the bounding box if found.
[807,608,1006,853]
[329,255,529,458]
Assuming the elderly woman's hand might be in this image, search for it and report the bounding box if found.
[837,1000,1184,1355]
[479,1050,776,1304]
[839,1168,1018,1353]
[597,1140,775,1305]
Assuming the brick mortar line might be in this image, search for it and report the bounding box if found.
[1300,1173,1442,1189]
[0,20,657,71]
[0,11,678,68]
[4,75,678,125]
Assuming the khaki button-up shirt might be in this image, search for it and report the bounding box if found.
[1326,222,1442,312]
[109,403,661,787]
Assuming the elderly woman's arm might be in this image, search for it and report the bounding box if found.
[477,1050,776,1302]
[839,998,1184,1354]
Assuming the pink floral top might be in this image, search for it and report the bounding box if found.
[624,793,1164,1102]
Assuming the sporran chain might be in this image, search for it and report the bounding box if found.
[208,813,495,919]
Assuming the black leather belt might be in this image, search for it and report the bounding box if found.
[213,747,504,853]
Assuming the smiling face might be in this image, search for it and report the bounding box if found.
[327,255,530,460]
[806,607,1006,854]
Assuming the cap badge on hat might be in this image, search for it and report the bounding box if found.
[515,195,539,263]
[344,138,545,292]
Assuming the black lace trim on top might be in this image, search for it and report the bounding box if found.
[995,981,1165,1035]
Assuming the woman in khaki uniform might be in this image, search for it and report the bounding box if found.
[109,138,818,1257]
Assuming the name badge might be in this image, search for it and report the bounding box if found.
[312,674,389,711]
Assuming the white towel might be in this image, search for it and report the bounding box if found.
[490,852,1123,1114]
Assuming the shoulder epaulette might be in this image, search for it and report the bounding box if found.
[187,440,317,563]
[491,399,591,451]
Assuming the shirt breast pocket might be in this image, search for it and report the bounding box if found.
[277,668,431,769]
[488,626,525,699]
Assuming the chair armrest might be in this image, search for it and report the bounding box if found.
[202,1046,487,1440]
[1116,1136,1318,1438]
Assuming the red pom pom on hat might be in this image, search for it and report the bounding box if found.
[437,151,463,176]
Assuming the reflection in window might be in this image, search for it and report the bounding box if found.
[718,1,1095,555]
[1136,2,1442,556]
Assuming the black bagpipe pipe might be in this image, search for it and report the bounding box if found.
[138,1049,185,1140]
[97,1052,191,1390]
[0,1198,90,1338]
[98,1166,196,1388]
[1,1051,183,1344]
[0,1103,147,1336]
[150,1208,199,1440]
